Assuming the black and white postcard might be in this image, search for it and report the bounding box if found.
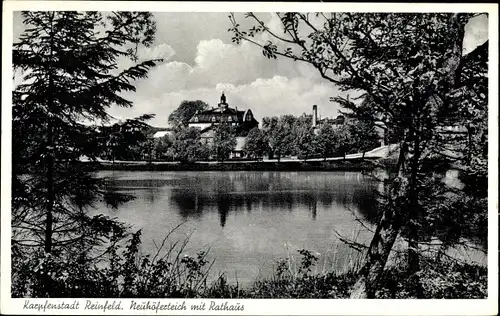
[1,1,498,315]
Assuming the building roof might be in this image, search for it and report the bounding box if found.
[189,107,247,123]
[188,92,258,126]
[319,115,345,125]
[153,131,173,138]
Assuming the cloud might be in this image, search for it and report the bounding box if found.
[463,14,488,54]
[13,11,340,127]
[191,39,297,87]
[110,75,346,127]
[13,12,488,128]
[124,32,326,102]
[152,12,234,64]
[139,44,176,62]
[117,43,177,73]
[134,61,192,94]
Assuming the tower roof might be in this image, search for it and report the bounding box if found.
[220,92,227,105]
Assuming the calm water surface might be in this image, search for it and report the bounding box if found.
[94,171,381,285]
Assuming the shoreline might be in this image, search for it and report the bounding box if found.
[88,159,381,172]
[83,144,400,172]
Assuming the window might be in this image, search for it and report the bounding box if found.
[246,114,252,121]
[211,116,216,122]
[228,116,233,122]
[194,116,199,122]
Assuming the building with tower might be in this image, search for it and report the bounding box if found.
[187,92,259,158]
[188,92,258,131]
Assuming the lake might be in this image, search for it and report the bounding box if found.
[93,170,386,285]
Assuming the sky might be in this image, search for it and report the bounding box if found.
[13,12,489,127]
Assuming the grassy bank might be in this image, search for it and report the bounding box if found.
[12,231,487,299]
[89,159,379,172]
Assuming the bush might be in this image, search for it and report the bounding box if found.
[375,258,487,299]
[12,240,487,299]
[12,230,215,298]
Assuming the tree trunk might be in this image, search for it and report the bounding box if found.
[466,124,473,164]
[44,12,56,254]
[45,124,54,254]
[43,12,56,298]
[350,139,409,298]
[383,127,389,146]
[407,131,422,278]
[435,239,450,263]
[350,210,402,298]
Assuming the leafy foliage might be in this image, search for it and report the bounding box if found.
[375,257,487,299]
[229,12,488,297]
[258,114,377,161]
[314,123,337,160]
[12,230,215,298]
[12,11,161,296]
[348,120,381,156]
[168,100,210,126]
[263,115,299,161]
[12,234,486,299]
[171,126,210,162]
[93,114,156,161]
[295,125,316,161]
[153,134,174,161]
[243,127,269,160]
[212,123,237,162]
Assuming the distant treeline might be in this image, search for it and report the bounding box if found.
[86,113,386,164]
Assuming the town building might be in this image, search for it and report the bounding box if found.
[310,104,386,145]
[152,123,175,139]
[188,92,258,130]
[188,92,259,158]
[308,104,349,133]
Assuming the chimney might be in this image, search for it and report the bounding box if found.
[312,105,318,127]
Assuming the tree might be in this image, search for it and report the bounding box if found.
[168,100,209,126]
[12,11,160,295]
[348,120,381,158]
[412,40,489,260]
[171,127,209,162]
[153,134,174,161]
[315,123,337,160]
[212,123,237,162]
[454,40,488,248]
[265,115,297,161]
[334,124,353,160]
[141,138,156,163]
[295,125,315,161]
[97,114,155,161]
[261,116,278,159]
[229,12,484,297]
[244,127,268,160]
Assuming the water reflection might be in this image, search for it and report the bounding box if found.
[101,171,380,228]
[162,172,379,228]
[95,171,381,285]
[96,169,486,283]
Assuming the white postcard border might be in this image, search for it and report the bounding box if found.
[1,2,498,315]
